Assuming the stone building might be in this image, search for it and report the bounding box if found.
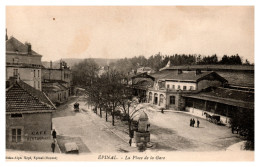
[42,61,72,95]
[147,70,227,110]
[42,80,69,105]
[6,80,56,151]
[6,36,42,91]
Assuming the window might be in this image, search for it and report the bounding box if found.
[11,113,23,118]
[183,86,187,90]
[170,96,175,105]
[38,70,40,77]
[178,85,181,90]
[12,128,22,142]
[34,70,36,77]
[190,86,194,90]
[172,85,175,90]
[13,69,18,77]
[167,84,169,89]
[13,58,19,64]
[34,81,36,88]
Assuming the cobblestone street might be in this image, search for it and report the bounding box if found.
[52,96,242,153]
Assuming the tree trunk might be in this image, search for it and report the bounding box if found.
[112,106,115,126]
[100,107,102,118]
[128,105,131,137]
[105,109,108,122]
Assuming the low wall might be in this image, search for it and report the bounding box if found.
[185,107,231,126]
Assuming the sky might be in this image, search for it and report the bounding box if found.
[6,6,254,63]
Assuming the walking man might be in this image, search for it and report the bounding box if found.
[51,142,55,153]
[52,129,57,141]
[197,119,200,128]
[192,118,195,127]
[190,118,192,127]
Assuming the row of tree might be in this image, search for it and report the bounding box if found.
[72,59,134,127]
[109,53,251,74]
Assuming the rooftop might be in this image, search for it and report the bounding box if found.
[6,80,56,113]
[164,65,254,71]
[183,87,254,109]
[42,82,68,93]
[151,70,227,83]
[6,36,41,56]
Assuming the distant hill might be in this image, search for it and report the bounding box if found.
[42,58,118,69]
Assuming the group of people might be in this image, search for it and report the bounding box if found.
[190,118,200,128]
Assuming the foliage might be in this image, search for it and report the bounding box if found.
[229,109,254,150]
[71,58,100,87]
[109,53,248,74]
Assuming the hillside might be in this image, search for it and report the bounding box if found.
[42,58,118,69]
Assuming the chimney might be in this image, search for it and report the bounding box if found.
[50,61,52,69]
[26,43,32,55]
[196,69,202,75]
[6,29,8,41]
[178,69,182,74]
[60,60,63,69]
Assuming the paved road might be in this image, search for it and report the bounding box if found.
[52,98,135,153]
[52,97,241,153]
[141,103,242,151]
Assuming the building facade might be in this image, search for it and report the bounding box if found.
[42,81,69,105]
[6,80,55,151]
[147,70,227,110]
[6,36,42,91]
[42,61,72,95]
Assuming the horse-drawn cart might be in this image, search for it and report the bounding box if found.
[204,112,222,125]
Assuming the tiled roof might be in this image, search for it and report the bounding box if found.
[151,71,227,83]
[165,65,254,71]
[42,82,68,93]
[132,78,154,88]
[184,87,254,109]
[6,36,40,56]
[6,80,56,113]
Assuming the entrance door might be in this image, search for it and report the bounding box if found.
[169,96,175,108]
[154,93,158,105]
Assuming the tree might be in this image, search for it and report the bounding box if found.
[229,109,254,150]
[72,58,100,87]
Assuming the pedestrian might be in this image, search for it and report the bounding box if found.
[129,138,132,146]
[51,142,55,153]
[197,119,200,128]
[192,118,195,127]
[52,129,57,140]
[190,118,192,127]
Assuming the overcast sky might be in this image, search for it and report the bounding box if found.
[6,6,254,63]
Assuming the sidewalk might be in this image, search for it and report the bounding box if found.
[80,106,137,152]
[226,141,246,151]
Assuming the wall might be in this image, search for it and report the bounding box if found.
[42,68,72,86]
[6,54,42,66]
[147,90,167,108]
[6,67,41,91]
[45,90,69,104]
[165,81,197,90]
[185,107,230,126]
[6,112,52,150]
[197,80,222,91]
